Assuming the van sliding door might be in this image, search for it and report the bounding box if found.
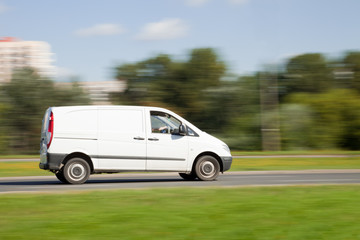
[97,108,146,170]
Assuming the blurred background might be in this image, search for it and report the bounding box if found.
[0,0,360,154]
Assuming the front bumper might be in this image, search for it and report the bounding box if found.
[221,156,232,172]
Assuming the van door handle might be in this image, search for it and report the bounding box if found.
[133,137,145,140]
[148,137,159,141]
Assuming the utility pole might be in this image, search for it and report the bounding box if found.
[259,68,281,151]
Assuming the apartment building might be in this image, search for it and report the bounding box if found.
[0,37,55,83]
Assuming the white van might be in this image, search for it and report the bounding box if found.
[40,106,232,184]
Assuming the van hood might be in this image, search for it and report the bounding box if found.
[201,131,227,146]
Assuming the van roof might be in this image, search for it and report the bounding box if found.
[49,105,180,116]
[48,105,203,135]
[50,105,166,110]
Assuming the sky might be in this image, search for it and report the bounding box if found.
[1,0,359,82]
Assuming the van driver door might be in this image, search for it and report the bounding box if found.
[146,110,189,171]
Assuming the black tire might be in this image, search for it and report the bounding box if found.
[63,158,90,184]
[179,172,197,181]
[55,171,69,184]
[194,155,220,181]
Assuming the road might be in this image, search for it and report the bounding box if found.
[0,170,360,194]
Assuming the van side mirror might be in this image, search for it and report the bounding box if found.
[172,124,186,136]
[179,124,186,136]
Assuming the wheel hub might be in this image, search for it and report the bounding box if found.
[73,167,82,176]
[200,161,215,176]
[69,163,85,181]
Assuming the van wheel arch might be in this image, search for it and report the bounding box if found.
[193,152,223,173]
[62,152,94,174]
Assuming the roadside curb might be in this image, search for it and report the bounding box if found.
[0,169,359,181]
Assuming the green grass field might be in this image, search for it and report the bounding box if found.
[0,155,360,177]
[1,154,360,239]
[230,157,360,171]
[231,150,360,156]
[1,186,360,239]
[0,155,38,159]
[0,161,53,177]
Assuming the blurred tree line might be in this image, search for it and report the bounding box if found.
[1,49,360,154]
[112,49,360,151]
[0,68,91,154]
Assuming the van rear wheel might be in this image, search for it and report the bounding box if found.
[63,158,90,184]
[195,156,220,181]
[179,172,197,181]
[55,171,69,184]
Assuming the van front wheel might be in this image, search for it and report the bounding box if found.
[195,156,220,181]
[63,158,90,184]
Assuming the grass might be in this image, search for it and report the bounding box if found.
[231,150,360,156]
[0,155,38,159]
[0,186,360,239]
[231,157,360,171]
[0,156,360,178]
[0,162,53,177]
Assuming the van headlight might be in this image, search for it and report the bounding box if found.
[222,144,230,153]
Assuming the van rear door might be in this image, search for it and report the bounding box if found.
[41,108,54,146]
[40,108,52,166]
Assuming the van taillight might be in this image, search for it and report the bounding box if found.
[47,112,54,148]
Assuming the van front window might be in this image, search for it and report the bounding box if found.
[151,111,181,134]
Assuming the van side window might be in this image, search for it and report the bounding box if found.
[187,127,199,137]
[151,111,181,134]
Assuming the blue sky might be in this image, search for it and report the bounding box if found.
[1,0,359,82]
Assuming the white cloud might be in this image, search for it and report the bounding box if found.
[136,18,189,41]
[185,0,210,7]
[228,0,249,5]
[75,24,125,37]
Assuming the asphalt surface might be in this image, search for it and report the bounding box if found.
[1,170,360,194]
